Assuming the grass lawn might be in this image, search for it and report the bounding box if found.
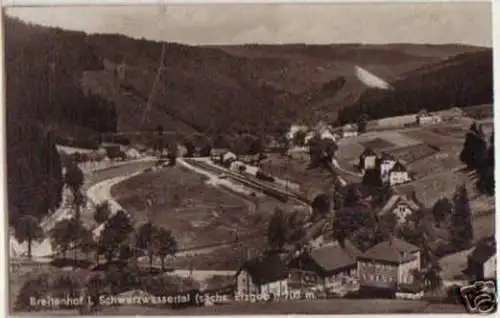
[84,161,157,191]
[172,237,268,271]
[259,154,337,197]
[111,165,263,249]
[97,298,466,315]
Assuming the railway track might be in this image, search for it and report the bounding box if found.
[186,159,309,206]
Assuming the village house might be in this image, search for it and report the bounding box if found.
[466,236,496,281]
[342,123,359,138]
[221,152,237,167]
[378,193,422,224]
[416,109,442,126]
[288,240,362,294]
[357,237,421,297]
[387,161,412,186]
[358,148,377,172]
[210,148,230,162]
[379,152,397,184]
[235,254,289,299]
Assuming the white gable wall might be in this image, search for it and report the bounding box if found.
[483,255,496,280]
[389,171,410,186]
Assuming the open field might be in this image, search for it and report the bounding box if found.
[84,161,157,191]
[260,154,338,195]
[172,237,268,271]
[111,166,263,249]
[391,143,440,165]
[407,153,462,180]
[94,298,467,315]
[359,137,396,151]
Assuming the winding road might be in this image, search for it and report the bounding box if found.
[10,156,262,280]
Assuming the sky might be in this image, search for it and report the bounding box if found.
[5,2,493,46]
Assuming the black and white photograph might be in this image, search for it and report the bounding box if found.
[4,1,496,315]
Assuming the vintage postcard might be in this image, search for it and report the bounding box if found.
[4,1,495,315]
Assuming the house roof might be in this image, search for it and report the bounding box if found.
[380,152,396,161]
[389,161,407,173]
[308,240,363,273]
[360,148,376,158]
[343,123,358,131]
[238,254,288,285]
[379,194,421,216]
[361,237,420,264]
[468,236,496,264]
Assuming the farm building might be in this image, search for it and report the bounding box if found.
[235,254,289,299]
[358,148,377,172]
[222,152,238,167]
[416,109,442,125]
[288,240,362,294]
[379,153,397,184]
[229,160,246,172]
[210,148,229,163]
[378,194,422,224]
[357,237,422,298]
[466,236,496,281]
[387,161,411,186]
[342,123,359,137]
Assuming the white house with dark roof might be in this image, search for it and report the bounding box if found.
[379,153,397,184]
[388,161,411,186]
[342,123,359,137]
[235,254,289,299]
[378,194,422,224]
[416,109,442,126]
[288,240,362,293]
[358,148,378,172]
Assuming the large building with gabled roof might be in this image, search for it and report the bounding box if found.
[357,237,421,296]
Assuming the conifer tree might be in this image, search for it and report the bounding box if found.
[460,122,487,169]
[450,185,473,250]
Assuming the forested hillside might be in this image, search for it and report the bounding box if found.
[4,15,492,230]
[337,49,493,123]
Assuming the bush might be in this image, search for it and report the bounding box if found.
[105,264,141,295]
[15,273,82,311]
[15,274,51,311]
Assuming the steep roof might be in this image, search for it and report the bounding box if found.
[468,236,496,264]
[379,194,421,215]
[308,240,363,273]
[389,161,407,173]
[238,254,288,285]
[360,147,376,158]
[380,152,396,161]
[361,237,420,264]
